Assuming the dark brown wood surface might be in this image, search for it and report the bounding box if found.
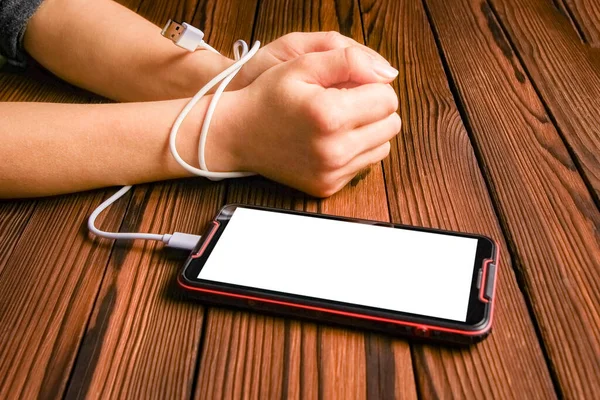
[65,0,253,398]
[489,0,600,201]
[0,64,128,399]
[423,0,600,397]
[362,0,556,398]
[1,0,598,398]
[195,1,417,398]
[558,0,600,46]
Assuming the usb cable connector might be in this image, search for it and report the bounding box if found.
[161,19,217,53]
[88,20,260,249]
[161,20,186,42]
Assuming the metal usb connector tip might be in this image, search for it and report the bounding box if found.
[161,19,184,43]
[161,19,205,51]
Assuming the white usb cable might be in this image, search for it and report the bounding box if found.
[87,20,261,250]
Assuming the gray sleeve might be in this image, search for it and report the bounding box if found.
[0,0,45,68]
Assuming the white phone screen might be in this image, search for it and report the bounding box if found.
[198,207,479,322]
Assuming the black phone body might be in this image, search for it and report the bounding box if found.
[179,204,499,345]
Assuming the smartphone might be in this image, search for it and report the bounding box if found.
[179,204,499,345]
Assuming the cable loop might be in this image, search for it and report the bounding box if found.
[89,40,260,242]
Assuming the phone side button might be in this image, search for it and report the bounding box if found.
[414,326,429,337]
[484,263,497,300]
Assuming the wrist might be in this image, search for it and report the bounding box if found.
[202,91,247,172]
[163,86,249,180]
[169,51,236,98]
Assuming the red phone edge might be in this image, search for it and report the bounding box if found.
[179,227,500,339]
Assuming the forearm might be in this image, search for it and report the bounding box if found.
[23,0,234,102]
[0,98,221,197]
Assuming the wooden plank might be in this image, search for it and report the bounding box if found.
[0,190,129,399]
[64,182,223,399]
[136,0,197,26]
[487,0,600,201]
[1,0,195,397]
[557,0,600,46]
[64,0,258,398]
[0,202,35,275]
[194,0,417,398]
[195,309,288,399]
[423,0,600,397]
[0,44,127,399]
[551,0,586,43]
[359,0,558,398]
[119,0,145,11]
[195,182,320,400]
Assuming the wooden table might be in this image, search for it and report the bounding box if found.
[1,0,599,398]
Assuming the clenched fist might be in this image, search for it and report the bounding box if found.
[207,46,401,197]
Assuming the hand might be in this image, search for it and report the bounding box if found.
[207,46,401,197]
[230,31,391,90]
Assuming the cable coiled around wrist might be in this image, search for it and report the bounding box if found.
[88,37,260,246]
[170,39,260,180]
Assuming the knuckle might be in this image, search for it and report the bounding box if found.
[341,46,369,80]
[318,187,338,198]
[325,31,345,46]
[283,32,302,42]
[293,53,313,70]
[312,173,339,198]
[305,97,342,133]
[303,100,325,128]
[343,46,361,66]
[314,140,348,171]
[345,45,369,63]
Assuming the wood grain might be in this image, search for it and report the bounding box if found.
[194,0,417,398]
[2,0,596,397]
[0,202,34,276]
[557,0,600,46]
[136,0,198,28]
[0,190,129,399]
[195,180,320,400]
[488,0,600,201]
[64,182,223,399]
[64,0,258,398]
[359,0,558,398]
[423,0,600,397]
[195,309,288,399]
[0,47,125,399]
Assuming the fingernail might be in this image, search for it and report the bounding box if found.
[372,60,398,79]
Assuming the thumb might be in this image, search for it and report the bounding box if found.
[293,46,398,87]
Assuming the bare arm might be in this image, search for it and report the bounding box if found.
[0,98,230,197]
[3,0,399,198]
[0,47,399,199]
[23,0,234,101]
[22,0,390,102]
